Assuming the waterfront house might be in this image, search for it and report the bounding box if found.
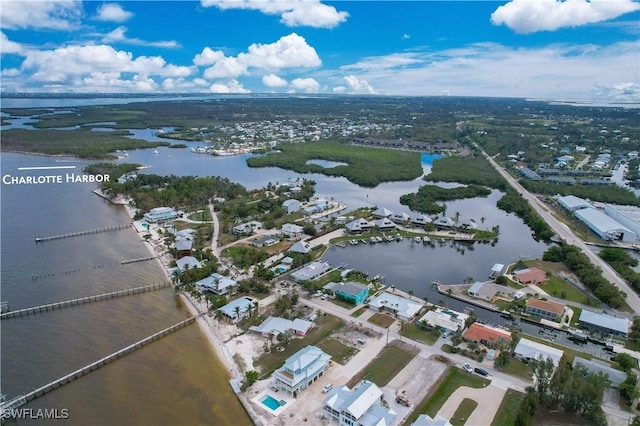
[174,239,193,258]
[433,216,456,229]
[345,218,372,234]
[513,267,548,286]
[513,338,564,367]
[175,256,202,272]
[252,235,279,248]
[368,292,423,321]
[372,207,393,219]
[462,323,512,348]
[291,262,331,282]
[195,273,238,296]
[282,199,301,214]
[282,223,304,239]
[323,281,369,305]
[288,240,312,254]
[249,316,313,338]
[412,414,452,426]
[373,217,396,231]
[525,298,565,321]
[410,214,432,227]
[273,345,331,397]
[322,380,396,425]
[417,307,468,334]
[219,297,256,323]
[578,310,630,338]
[143,207,178,224]
[391,211,411,224]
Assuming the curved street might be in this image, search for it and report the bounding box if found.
[482,151,640,314]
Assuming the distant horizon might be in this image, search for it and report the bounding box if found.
[1,1,638,102]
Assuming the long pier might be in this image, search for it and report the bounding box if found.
[1,282,171,320]
[0,316,197,414]
[35,223,131,243]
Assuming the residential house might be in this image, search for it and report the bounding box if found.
[573,356,627,387]
[175,256,202,273]
[391,211,411,224]
[322,380,396,425]
[249,316,313,338]
[219,297,256,323]
[368,292,423,321]
[174,239,193,258]
[195,273,238,296]
[513,267,548,286]
[252,235,279,248]
[413,414,452,426]
[373,217,396,231]
[345,218,372,234]
[288,240,312,254]
[143,207,178,223]
[282,199,302,214]
[323,281,369,305]
[372,207,393,218]
[282,223,305,239]
[410,214,432,227]
[233,221,263,235]
[291,262,331,282]
[273,345,331,397]
[525,298,565,321]
[433,216,456,228]
[514,338,564,367]
[462,323,512,348]
[578,310,630,338]
[417,308,468,334]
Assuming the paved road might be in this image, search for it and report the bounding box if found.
[482,151,640,314]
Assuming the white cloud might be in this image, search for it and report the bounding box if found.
[0,32,24,55]
[102,26,180,48]
[0,0,82,30]
[342,53,423,71]
[334,41,640,101]
[342,75,376,94]
[491,0,640,33]
[201,0,348,28]
[262,73,288,87]
[95,3,133,22]
[209,79,250,93]
[193,47,225,66]
[290,77,320,93]
[200,33,320,79]
[591,82,640,102]
[402,34,410,40]
[332,85,347,94]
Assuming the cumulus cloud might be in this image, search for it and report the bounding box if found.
[290,77,320,93]
[342,75,376,94]
[491,0,640,33]
[17,44,191,91]
[262,73,288,87]
[209,79,250,93]
[0,32,24,55]
[94,3,133,22]
[591,82,640,102]
[0,0,82,30]
[201,0,348,28]
[102,26,180,48]
[199,33,321,79]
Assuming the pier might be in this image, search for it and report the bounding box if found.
[1,282,171,320]
[0,316,197,414]
[34,223,131,243]
[120,255,158,265]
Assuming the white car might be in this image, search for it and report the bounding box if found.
[463,363,473,373]
[322,383,333,393]
[321,294,329,300]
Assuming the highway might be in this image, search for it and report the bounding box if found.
[482,151,640,314]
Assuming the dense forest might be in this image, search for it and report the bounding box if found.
[399,184,491,214]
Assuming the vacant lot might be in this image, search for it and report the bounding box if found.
[347,340,418,388]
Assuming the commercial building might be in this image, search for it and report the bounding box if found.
[322,380,396,425]
[273,345,331,397]
[557,195,592,212]
[574,208,637,242]
[578,310,630,338]
[604,204,640,237]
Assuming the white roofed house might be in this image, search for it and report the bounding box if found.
[374,217,396,231]
[345,218,373,234]
[281,223,305,239]
[433,216,455,228]
[368,292,423,322]
[322,380,396,425]
[288,240,312,254]
[195,273,238,296]
[513,338,564,367]
[143,207,178,224]
[410,213,432,227]
[391,211,411,224]
[175,256,203,273]
[282,199,301,214]
[578,309,631,338]
[372,207,393,218]
[272,345,331,397]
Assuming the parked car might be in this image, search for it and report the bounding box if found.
[474,367,489,377]
[463,363,473,373]
[321,294,329,300]
[395,395,411,407]
[322,383,333,393]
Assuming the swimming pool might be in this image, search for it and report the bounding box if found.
[261,395,285,411]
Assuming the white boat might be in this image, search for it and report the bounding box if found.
[422,236,431,244]
[153,150,159,155]
[414,236,421,243]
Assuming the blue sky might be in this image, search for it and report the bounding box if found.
[1,0,638,101]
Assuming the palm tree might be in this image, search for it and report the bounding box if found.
[233,306,241,322]
[453,211,460,226]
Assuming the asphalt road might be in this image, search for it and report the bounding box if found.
[482,151,640,314]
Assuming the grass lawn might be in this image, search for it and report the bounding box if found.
[351,307,367,317]
[347,341,418,388]
[187,210,211,222]
[317,337,359,365]
[491,389,525,426]
[253,314,344,378]
[409,367,490,422]
[401,322,440,346]
[330,298,358,310]
[368,312,396,328]
[498,358,533,381]
[312,269,344,288]
[451,398,478,426]
[542,277,597,305]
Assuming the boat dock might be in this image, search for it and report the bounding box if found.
[1,282,171,320]
[35,223,131,243]
[0,316,198,414]
[120,255,158,265]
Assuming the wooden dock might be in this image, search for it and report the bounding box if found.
[1,282,171,320]
[35,223,131,243]
[0,316,197,413]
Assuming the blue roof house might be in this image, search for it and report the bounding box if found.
[273,345,331,397]
[323,281,369,305]
[219,297,256,324]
